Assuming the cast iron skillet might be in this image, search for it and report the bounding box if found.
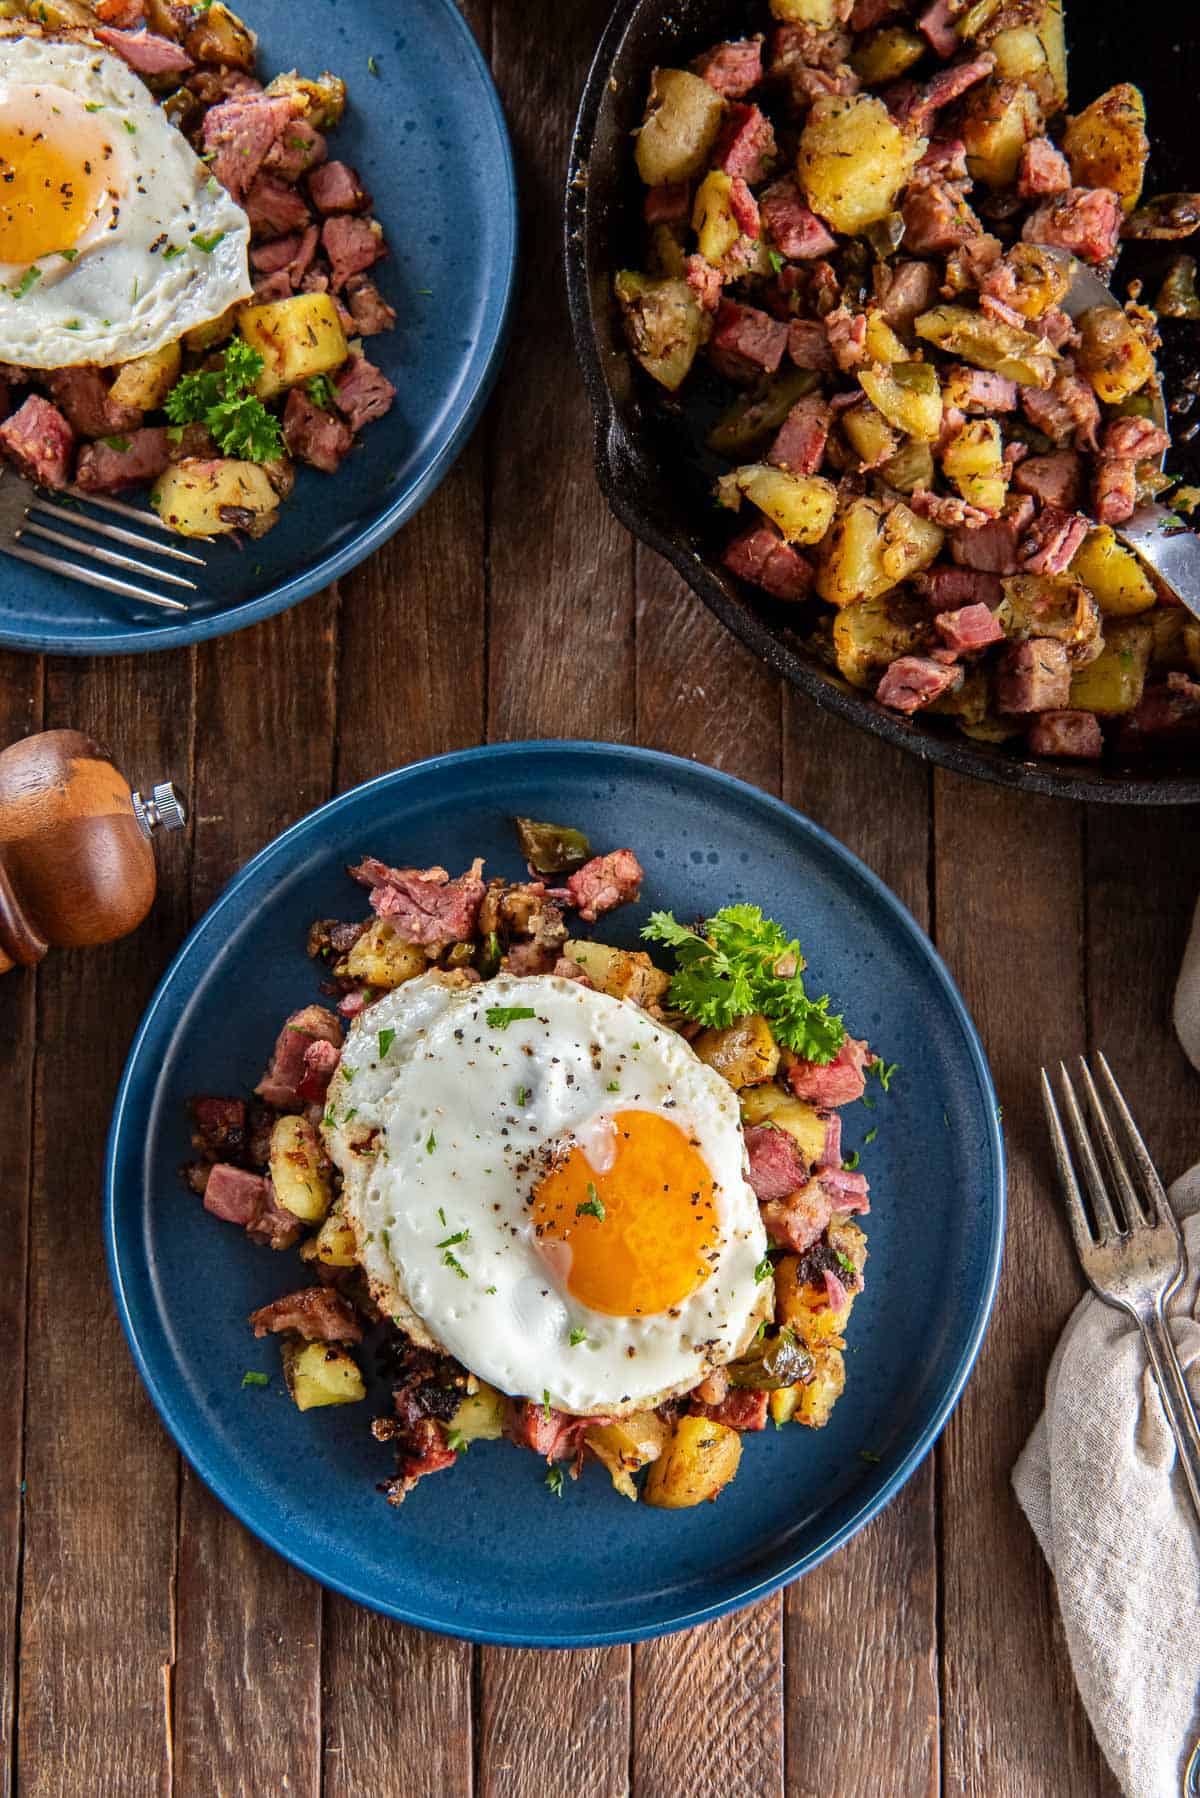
[565,0,1200,804]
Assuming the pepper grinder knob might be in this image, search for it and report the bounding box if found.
[132,781,187,838]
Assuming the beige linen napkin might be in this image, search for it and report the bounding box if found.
[1012,944,1200,1798]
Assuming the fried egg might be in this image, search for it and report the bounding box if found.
[0,32,251,367]
[324,974,770,1416]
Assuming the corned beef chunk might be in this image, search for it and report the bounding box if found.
[309,160,373,215]
[249,1287,363,1342]
[283,388,353,473]
[75,428,170,493]
[0,395,75,488]
[95,25,193,74]
[560,849,643,922]
[333,355,396,432]
[255,1004,342,1109]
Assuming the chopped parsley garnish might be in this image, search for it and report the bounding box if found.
[437,1229,469,1248]
[426,1130,436,1155]
[543,1388,552,1419]
[343,1108,357,1122]
[768,248,786,273]
[516,1085,528,1107]
[241,1370,269,1388]
[378,1027,397,1057]
[871,1059,899,1092]
[576,1183,605,1222]
[486,1285,497,1294]
[367,53,380,75]
[842,1150,860,1171]
[191,230,225,254]
[859,1448,882,1464]
[163,337,282,464]
[64,320,81,331]
[485,1005,536,1029]
[437,1206,446,1225]
[835,1250,855,1274]
[161,244,185,260]
[307,373,336,409]
[864,1127,878,1145]
[606,1081,619,1093]
[100,435,132,453]
[206,176,221,196]
[59,248,78,263]
[754,1255,774,1284]
[123,117,137,134]
[84,101,105,112]
[568,1328,587,1347]
[642,905,844,1062]
[446,1427,468,1454]
[545,1467,564,1498]
[11,266,41,300]
[442,1250,468,1279]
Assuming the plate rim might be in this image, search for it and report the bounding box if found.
[0,0,518,657]
[104,739,1006,1646]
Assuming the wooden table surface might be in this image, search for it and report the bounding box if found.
[2,5,1197,1794]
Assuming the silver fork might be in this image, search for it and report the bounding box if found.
[1041,1052,1200,1519]
[0,465,202,614]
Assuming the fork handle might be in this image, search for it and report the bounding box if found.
[1138,1299,1200,1525]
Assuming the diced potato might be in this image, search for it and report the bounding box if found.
[770,0,840,20]
[183,304,239,353]
[150,458,278,539]
[1000,574,1102,662]
[693,1014,780,1088]
[961,78,1042,190]
[841,401,899,472]
[562,939,671,1008]
[1070,526,1157,616]
[798,94,927,236]
[448,1382,507,1444]
[615,271,706,393]
[282,1340,365,1412]
[635,68,725,186]
[647,222,687,279]
[1068,620,1153,715]
[109,341,181,411]
[943,418,1007,515]
[706,370,822,458]
[237,293,349,399]
[850,25,925,86]
[769,1383,803,1427]
[831,590,928,688]
[977,244,1070,324]
[728,465,838,546]
[859,362,943,442]
[1063,83,1148,214]
[692,170,740,266]
[880,437,935,495]
[308,1205,358,1268]
[792,1346,846,1428]
[265,69,347,130]
[879,501,944,584]
[269,1115,333,1224]
[863,311,909,367]
[816,497,941,607]
[340,917,428,991]
[585,1411,672,1502]
[774,1253,852,1347]
[955,0,1003,38]
[642,1415,742,1508]
[185,0,256,69]
[984,0,1066,112]
[739,1085,829,1165]
[1075,306,1154,406]
[915,305,1055,388]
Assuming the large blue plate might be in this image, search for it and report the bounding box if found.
[0,0,515,655]
[106,743,1004,1645]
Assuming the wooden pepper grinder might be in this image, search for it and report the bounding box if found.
[0,729,185,974]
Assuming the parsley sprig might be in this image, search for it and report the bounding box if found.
[642,905,845,1062]
[163,337,282,464]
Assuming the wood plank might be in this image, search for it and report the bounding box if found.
[630,555,786,1796]
[933,776,1116,1798]
[0,654,44,1798]
[782,698,939,1798]
[15,653,192,1798]
[172,596,338,1798]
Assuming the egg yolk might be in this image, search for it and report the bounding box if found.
[0,86,116,267]
[531,1110,721,1317]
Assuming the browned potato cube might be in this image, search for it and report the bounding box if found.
[693,1015,780,1088]
[642,1415,742,1508]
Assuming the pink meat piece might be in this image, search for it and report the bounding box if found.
[249,1287,363,1343]
[1019,505,1090,574]
[296,1037,340,1105]
[690,1390,769,1432]
[787,318,835,371]
[878,259,938,327]
[0,394,75,489]
[368,859,486,946]
[685,254,723,313]
[47,366,141,438]
[900,53,996,135]
[713,103,777,185]
[563,849,643,922]
[253,270,293,304]
[75,427,170,494]
[255,1004,342,1109]
[851,0,899,26]
[338,989,371,1019]
[345,273,396,337]
[204,92,299,202]
[918,137,969,181]
[1027,710,1103,758]
[767,396,831,475]
[711,300,789,378]
[94,25,193,74]
[918,0,958,56]
[551,955,594,987]
[333,354,396,432]
[1103,416,1171,462]
[995,638,1071,712]
[761,1181,834,1253]
[504,1400,606,1462]
[190,1096,247,1158]
[822,1270,851,1314]
[819,1166,870,1211]
[824,306,867,372]
[643,182,691,226]
[818,1110,842,1170]
[787,1036,872,1107]
[952,367,1018,412]
[693,34,765,98]
[308,160,372,216]
[288,224,321,287]
[265,120,327,182]
[1126,674,1200,742]
[728,176,761,239]
[251,233,304,274]
[902,179,981,254]
[943,233,1004,293]
[916,566,1003,609]
[1020,366,1101,451]
[1091,416,1171,525]
[744,1123,810,1202]
[876,655,964,713]
[722,525,814,599]
[348,856,449,888]
[188,68,262,106]
[1022,187,1122,264]
[245,173,312,239]
[911,489,989,530]
[1013,451,1083,510]
[202,1165,302,1250]
[1039,307,1080,349]
[948,515,1023,573]
[322,214,386,288]
[1018,137,1072,199]
[935,602,1004,654]
[502,940,557,976]
[283,387,353,472]
[761,177,837,259]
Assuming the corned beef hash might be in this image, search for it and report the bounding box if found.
[185,820,887,1508]
[616,1,1200,762]
[0,0,396,539]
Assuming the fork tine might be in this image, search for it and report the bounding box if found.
[1040,1068,1100,1261]
[65,487,212,539]
[0,541,188,612]
[21,520,197,590]
[31,499,207,566]
[1094,1050,1178,1236]
[1075,1057,1148,1228]
[1055,1061,1125,1242]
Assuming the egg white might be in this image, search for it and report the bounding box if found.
[0,32,251,367]
[324,973,769,1416]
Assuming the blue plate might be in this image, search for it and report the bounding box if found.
[0,0,516,656]
[105,743,1004,1646]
